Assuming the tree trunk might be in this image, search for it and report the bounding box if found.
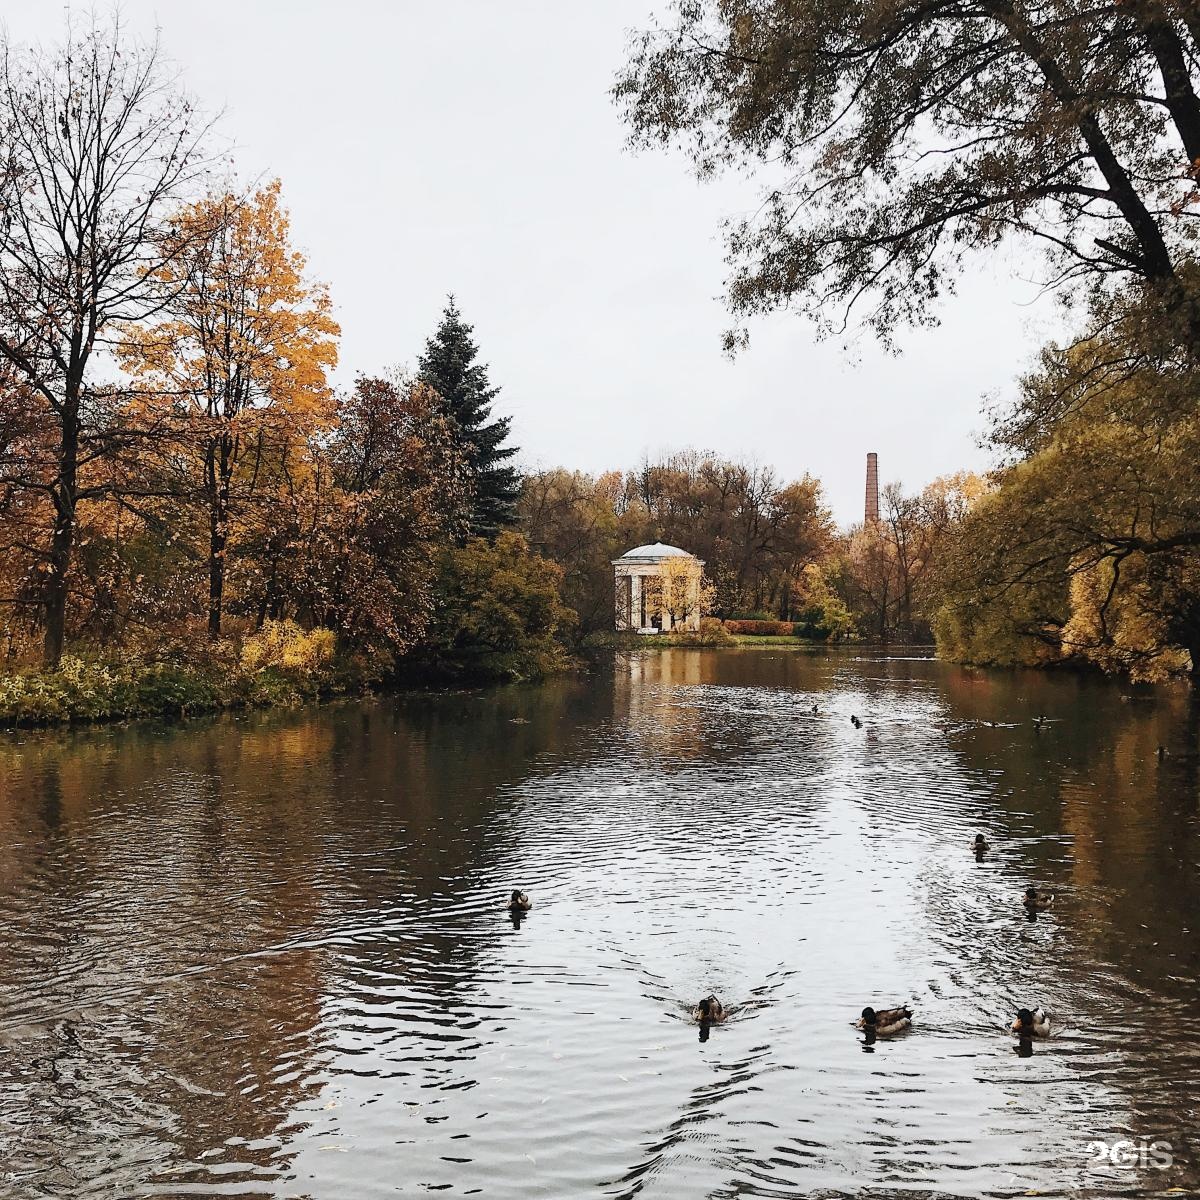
[207,511,225,639]
[206,435,233,639]
[43,404,80,668]
[42,511,72,667]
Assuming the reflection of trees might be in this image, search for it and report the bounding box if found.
[0,681,609,1194]
[938,670,1200,1182]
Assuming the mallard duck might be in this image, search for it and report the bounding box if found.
[508,889,532,912]
[851,715,862,729]
[693,995,725,1023]
[973,834,990,851]
[856,1004,912,1035]
[1011,1006,1051,1038]
[1023,886,1053,909]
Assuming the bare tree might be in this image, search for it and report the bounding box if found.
[0,13,212,665]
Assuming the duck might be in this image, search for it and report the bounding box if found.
[693,995,725,1023]
[856,1004,912,1035]
[972,833,990,851]
[850,715,862,729]
[508,889,532,912]
[1011,1006,1051,1038]
[1023,886,1053,910]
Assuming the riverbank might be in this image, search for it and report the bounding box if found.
[0,617,578,730]
[1,631,936,730]
[0,648,365,730]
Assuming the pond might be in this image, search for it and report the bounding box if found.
[1,648,1198,1199]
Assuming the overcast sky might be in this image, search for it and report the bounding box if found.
[8,1,1066,526]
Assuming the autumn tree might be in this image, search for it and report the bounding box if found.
[618,452,833,615]
[0,15,213,664]
[616,0,1200,345]
[840,475,983,642]
[263,375,469,654]
[418,532,576,680]
[519,468,625,635]
[119,182,339,637]
[418,298,520,537]
[642,555,714,630]
[933,306,1200,678]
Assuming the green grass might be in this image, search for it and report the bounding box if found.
[729,634,827,646]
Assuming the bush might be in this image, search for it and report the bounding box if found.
[410,532,577,682]
[670,619,736,647]
[724,619,796,636]
[241,620,336,678]
[0,623,365,727]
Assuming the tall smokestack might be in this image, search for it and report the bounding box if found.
[865,452,879,523]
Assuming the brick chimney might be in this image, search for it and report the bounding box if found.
[865,452,879,523]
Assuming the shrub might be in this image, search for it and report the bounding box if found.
[412,533,577,682]
[724,619,796,636]
[670,619,736,646]
[0,623,360,727]
[241,620,336,678]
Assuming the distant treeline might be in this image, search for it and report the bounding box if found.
[519,455,982,646]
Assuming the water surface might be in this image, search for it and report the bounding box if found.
[1,649,1198,1198]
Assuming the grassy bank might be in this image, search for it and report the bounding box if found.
[581,629,841,652]
[728,634,829,647]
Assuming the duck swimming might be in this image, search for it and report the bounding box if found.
[851,715,862,729]
[693,995,725,1023]
[1011,1006,1051,1038]
[508,889,532,912]
[973,834,990,851]
[1023,886,1053,910]
[856,1004,912,1035]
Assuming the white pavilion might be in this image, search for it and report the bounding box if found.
[612,542,705,633]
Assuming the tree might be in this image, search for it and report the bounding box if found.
[615,0,1200,345]
[643,555,714,630]
[519,468,625,636]
[272,376,469,655]
[418,298,520,537]
[118,182,340,637]
[839,475,981,641]
[419,532,576,680]
[932,315,1200,677]
[0,15,212,664]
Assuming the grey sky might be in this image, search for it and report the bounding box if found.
[7,1,1064,525]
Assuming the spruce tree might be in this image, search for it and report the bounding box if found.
[418,298,520,538]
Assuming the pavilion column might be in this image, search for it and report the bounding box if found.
[631,573,643,631]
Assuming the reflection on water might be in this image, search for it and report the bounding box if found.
[1,648,1198,1198]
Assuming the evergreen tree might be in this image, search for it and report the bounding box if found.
[418,297,520,537]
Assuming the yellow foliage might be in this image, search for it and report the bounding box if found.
[1062,556,1190,683]
[642,555,712,627]
[241,620,336,675]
